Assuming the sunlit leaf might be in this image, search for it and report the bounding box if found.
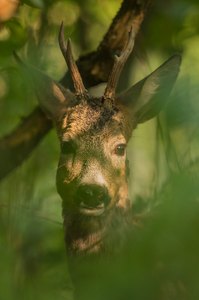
[22,0,44,8]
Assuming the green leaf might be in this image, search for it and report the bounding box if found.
[0,20,27,56]
[22,0,44,9]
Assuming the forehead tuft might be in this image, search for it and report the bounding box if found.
[60,98,131,140]
[61,101,101,139]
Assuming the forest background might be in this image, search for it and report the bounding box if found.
[0,0,199,299]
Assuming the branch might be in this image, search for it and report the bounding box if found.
[61,0,153,87]
[0,108,52,180]
[0,0,152,181]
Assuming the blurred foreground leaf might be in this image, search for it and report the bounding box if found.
[22,0,44,9]
[0,20,27,56]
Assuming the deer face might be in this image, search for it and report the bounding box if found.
[18,24,181,255]
[56,99,132,214]
[55,98,134,254]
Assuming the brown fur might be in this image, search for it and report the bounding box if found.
[31,46,180,258]
[55,98,133,255]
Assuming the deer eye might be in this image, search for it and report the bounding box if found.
[61,141,76,155]
[114,144,126,156]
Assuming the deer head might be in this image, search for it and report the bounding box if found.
[17,23,181,256]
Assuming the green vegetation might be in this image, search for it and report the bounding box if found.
[0,1,199,299]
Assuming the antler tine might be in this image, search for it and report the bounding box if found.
[103,27,135,100]
[59,22,88,98]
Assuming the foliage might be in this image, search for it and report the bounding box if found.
[0,0,199,299]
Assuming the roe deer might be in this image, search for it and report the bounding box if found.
[16,23,181,257]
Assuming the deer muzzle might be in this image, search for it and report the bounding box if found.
[74,184,110,216]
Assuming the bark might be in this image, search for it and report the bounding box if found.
[0,108,52,180]
[61,0,153,88]
[0,0,152,181]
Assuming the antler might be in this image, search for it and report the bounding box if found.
[103,27,135,100]
[59,22,88,99]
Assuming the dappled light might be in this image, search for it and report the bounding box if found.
[0,1,199,299]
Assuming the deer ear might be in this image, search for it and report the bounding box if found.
[28,69,74,119]
[14,53,74,119]
[117,55,181,123]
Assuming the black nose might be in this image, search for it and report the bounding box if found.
[75,185,110,210]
